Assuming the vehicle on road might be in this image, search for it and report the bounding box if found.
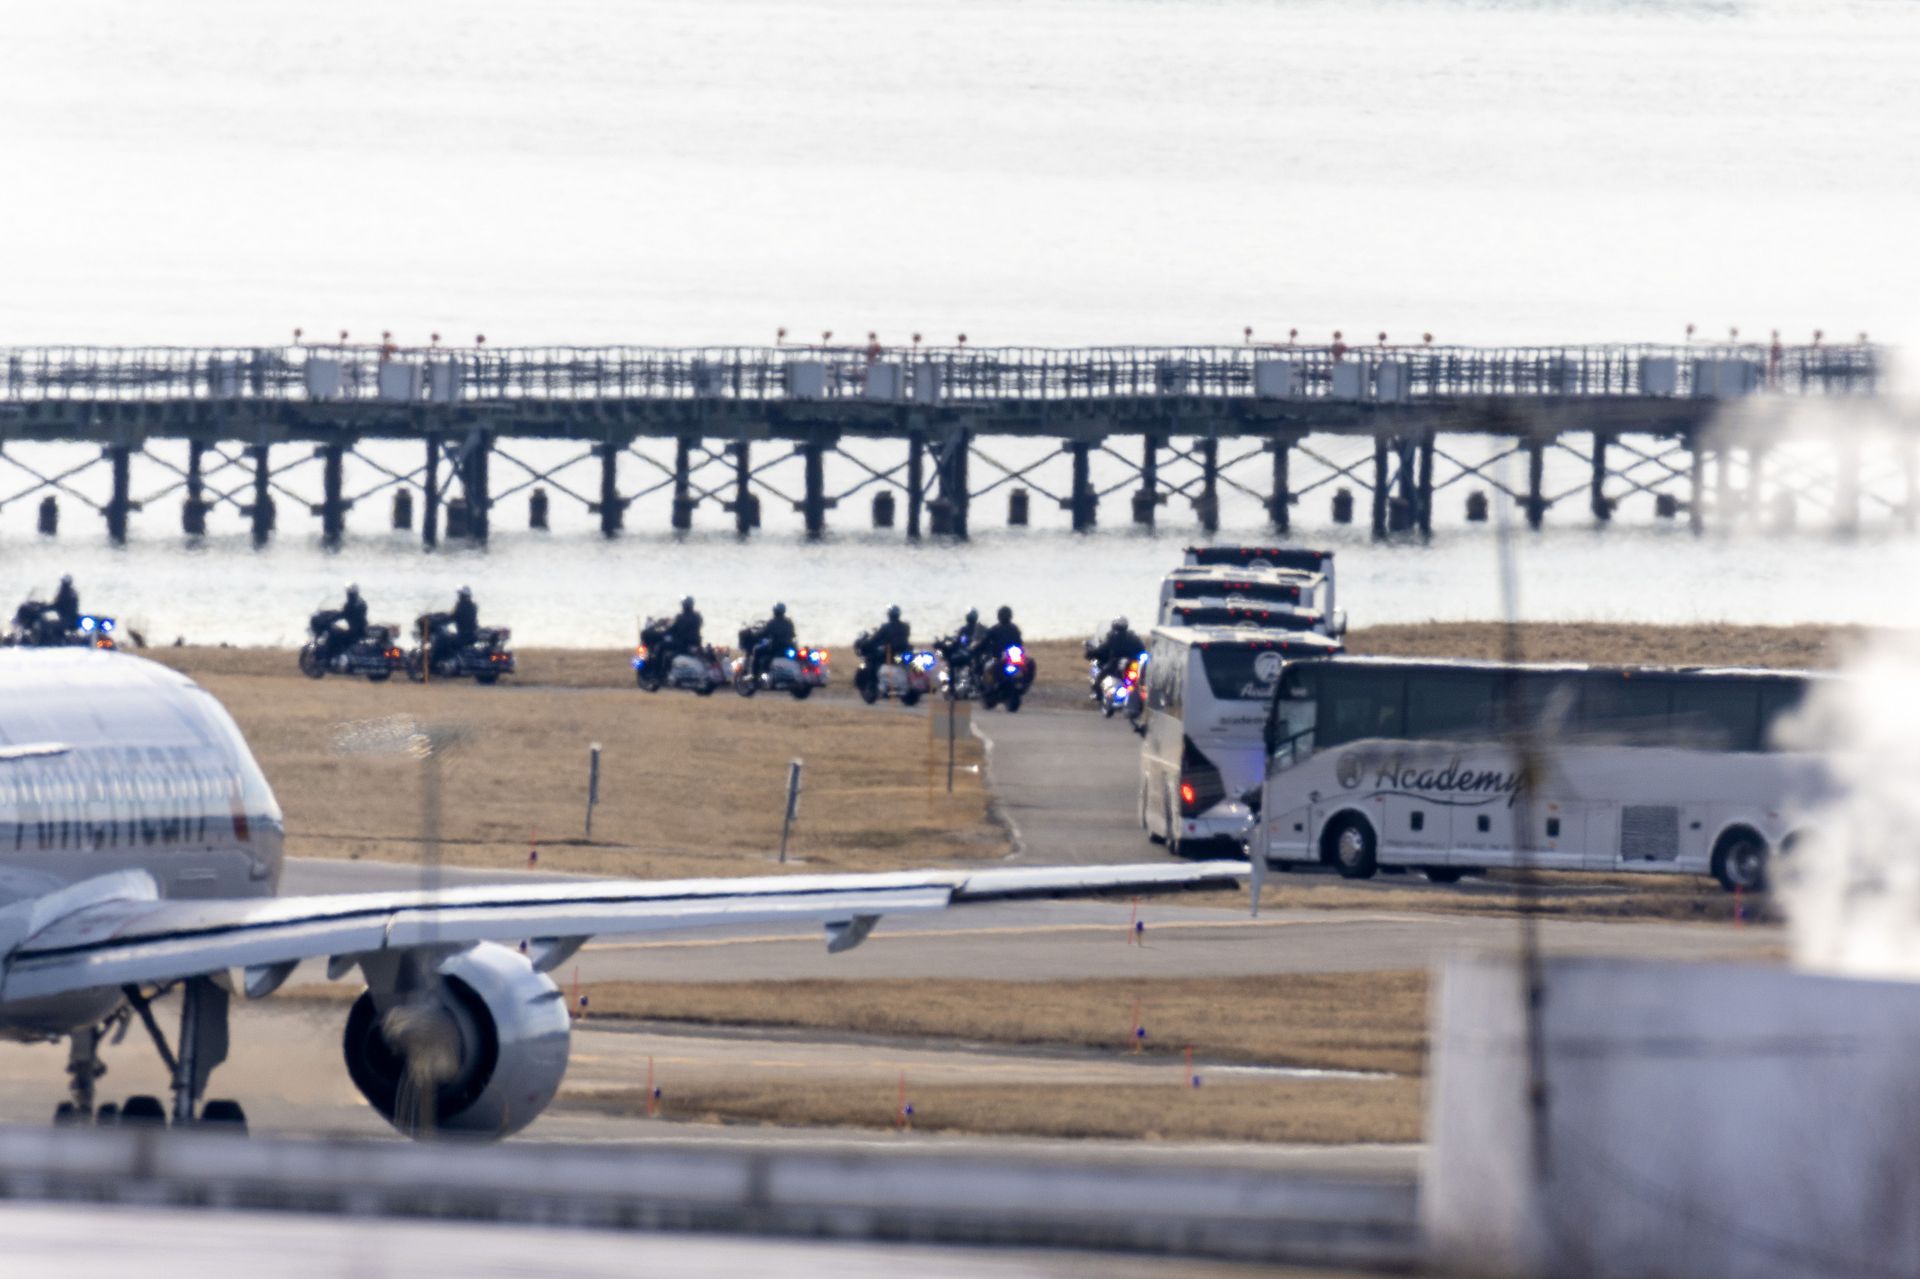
[5,609,121,650]
[980,643,1036,713]
[299,611,401,681]
[853,643,935,706]
[1084,642,1147,718]
[1255,656,1826,891]
[1182,544,1337,615]
[1158,566,1344,636]
[1163,603,1331,635]
[1139,626,1344,857]
[634,636,727,695]
[732,643,829,699]
[407,617,515,684]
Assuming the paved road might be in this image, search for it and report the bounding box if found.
[974,707,1151,864]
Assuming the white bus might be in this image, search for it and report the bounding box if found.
[1158,566,1344,636]
[1163,603,1332,635]
[1138,626,1344,857]
[1255,656,1827,890]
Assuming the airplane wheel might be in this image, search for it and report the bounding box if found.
[197,1099,249,1134]
[119,1095,167,1127]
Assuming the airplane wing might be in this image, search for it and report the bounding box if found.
[0,861,1247,1003]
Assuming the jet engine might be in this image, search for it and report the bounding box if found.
[342,941,571,1138]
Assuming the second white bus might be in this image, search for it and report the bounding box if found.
[1255,656,1829,890]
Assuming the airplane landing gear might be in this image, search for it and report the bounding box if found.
[51,980,249,1134]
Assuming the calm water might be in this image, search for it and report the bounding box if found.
[2,0,1917,644]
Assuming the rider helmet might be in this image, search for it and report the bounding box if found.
[346,583,360,598]
[997,606,1013,623]
[772,602,786,617]
[1111,616,1127,632]
[458,586,472,598]
[682,596,695,611]
[965,608,979,625]
[887,605,902,622]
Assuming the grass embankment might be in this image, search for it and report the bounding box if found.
[568,972,1426,1142]
[146,647,999,876]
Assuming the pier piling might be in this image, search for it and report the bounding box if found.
[461,433,491,542]
[1195,437,1219,533]
[906,433,924,540]
[1589,432,1611,522]
[1133,435,1159,527]
[1268,438,1291,534]
[1525,439,1546,530]
[247,445,275,546]
[671,438,694,531]
[1370,437,1389,539]
[801,440,827,538]
[597,444,623,536]
[1070,441,1096,532]
[731,441,754,535]
[105,446,131,544]
[183,440,207,536]
[422,438,441,548]
[1416,433,1435,540]
[319,443,346,545]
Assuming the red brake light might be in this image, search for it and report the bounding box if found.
[1179,781,1197,807]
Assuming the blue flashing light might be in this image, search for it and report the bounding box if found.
[79,617,96,632]
[101,619,113,632]
[785,647,797,658]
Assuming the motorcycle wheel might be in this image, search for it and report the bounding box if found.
[902,689,922,708]
[297,645,325,679]
[981,686,999,710]
[857,674,879,705]
[404,651,426,683]
[1100,688,1118,717]
[694,679,715,697]
[1005,691,1023,714]
[476,672,499,685]
[636,667,662,692]
[734,667,757,697]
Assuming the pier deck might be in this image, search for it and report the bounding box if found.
[0,341,1897,544]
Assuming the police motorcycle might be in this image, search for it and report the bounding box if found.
[5,608,122,650]
[852,631,935,707]
[933,633,978,702]
[633,618,727,695]
[730,623,829,700]
[979,643,1037,713]
[298,606,402,680]
[1084,636,1148,719]
[405,613,517,684]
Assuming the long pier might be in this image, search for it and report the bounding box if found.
[0,341,1897,546]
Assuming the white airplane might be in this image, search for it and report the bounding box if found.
[0,649,1246,1138]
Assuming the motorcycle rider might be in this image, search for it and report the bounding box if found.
[431,586,478,666]
[861,604,911,679]
[658,596,704,672]
[328,584,369,661]
[973,605,1024,682]
[51,576,80,633]
[1088,615,1145,680]
[753,603,797,679]
[943,607,981,664]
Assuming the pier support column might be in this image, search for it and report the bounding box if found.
[1525,438,1546,530]
[422,438,441,549]
[461,434,491,543]
[906,433,924,540]
[597,444,624,536]
[731,442,753,535]
[1195,437,1219,533]
[671,438,694,531]
[1069,440,1096,532]
[248,444,275,547]
[320,443,346,546]
[933,430,970,538]
[1589,432,1611,522]
[1370,436,1390,540]
[1714,447,1735,522]
[1267,438,1291,534]
[1133,434,1159,527]
[801,440,827,539]
[105,446,132,544]
[1416,433,1435,541]
[183,440,207,536]
[1688,437,1705,534]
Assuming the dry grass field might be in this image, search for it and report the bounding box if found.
[145,647,999,876]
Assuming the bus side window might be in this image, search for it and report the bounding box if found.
[1671,681,1763,751]
[1758,679,1809,750]
[1406,672,1498,741]
[1319,670,1405,747]
[1579,673,1674,745]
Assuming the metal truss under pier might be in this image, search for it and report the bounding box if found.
[0,341,1901,545]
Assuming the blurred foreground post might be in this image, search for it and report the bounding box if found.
[778,759,802,863]
[584,743,601,838]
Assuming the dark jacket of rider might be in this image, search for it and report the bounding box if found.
[1091,626,1145,669]
[977,619,1024,666]
[341,592,369,641]
[52,579,80,630]
[452,592,479,642]
[761,614,797,652]
[667,603,704,651]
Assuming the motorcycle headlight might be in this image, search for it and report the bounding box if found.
[79,617,95,632]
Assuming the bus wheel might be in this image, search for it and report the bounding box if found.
[1713,831,1769,893]
[1324,815,1378,880]
[1422,867,1463,885]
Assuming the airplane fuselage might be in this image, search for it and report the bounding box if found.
[0,649,285,1040]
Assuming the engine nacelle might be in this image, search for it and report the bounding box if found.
[342,941,571,1138]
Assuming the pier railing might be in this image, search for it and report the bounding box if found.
[0,342,1881,406]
